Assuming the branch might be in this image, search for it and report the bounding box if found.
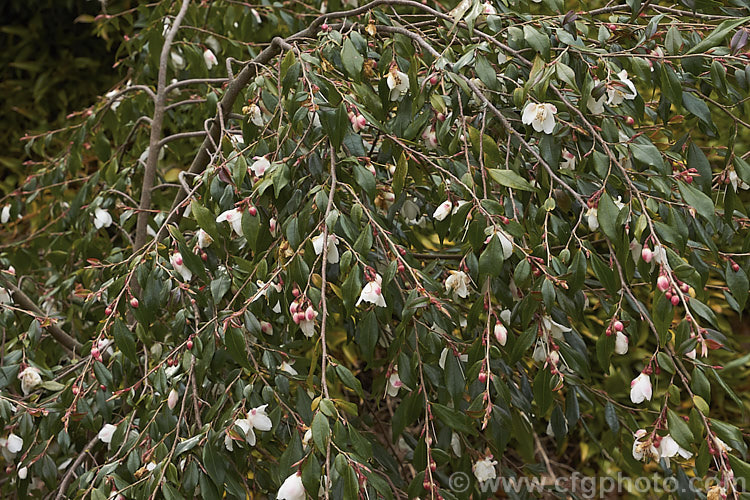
[0,275,81,355]
[134,0,191,252]
[54,435,99,500]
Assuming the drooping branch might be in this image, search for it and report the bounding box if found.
[133,0,191,252]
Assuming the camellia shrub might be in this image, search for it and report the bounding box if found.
[3,0,750,498]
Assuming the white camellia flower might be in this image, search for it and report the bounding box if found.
[0,287,11,305]
[386,66,410,101]
[387,371,408,397]
[356,274,386,308]
[302,428,312,448]
[299,311,317,338]
[438,348,468,369]
[486,229,514,259]
[167,389,179,410]
[586,206,599,231]
[658,434,693,465]
[614,331,629,355]
[250,156,271,177]
[632,429,658,461]
[93,208,113,229]
[98,424,117,444]
[728,168,750,191]
[561,150,576,170]
[277,471,305,500]
[203,48,218,70]
[630,373,652,404]
[278,361,298,376]
[247,104,264,126]
[196,229,213,249]
[1,205,10,224]
[5,433,23,454]
[541,315,571,340]
[433,200,452,221]
[18,465,27,480]
[170,252,193,282]
[445,270,471,298]
[312,234,340,264]
[18,367,42,395]
[587,80,606,114]
[472,456,498,482]
[233,405,273,447]
[171,51,185,69]
[652,244,668,266]
[482,1,497,14]
[521,102,557,134]
[216,208,244,237]
[532,340,547,362]
[606,70,638,106]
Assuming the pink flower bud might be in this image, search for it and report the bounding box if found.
[657,275,670,292]
[671,295,680,306]
[613,320,624,332]
[357,115,367,128]
[478,372,487,383]
[173,254,183,266]
[91,347,100,358]
[305,306,316,321]
[290,302,298,315]
[167,389,179,410]
[260,321,272,334]
[130,297,139,308]
[641,248,653,263]
[494,322,507,346]
[293,312,302,324]
[248,206,257,216]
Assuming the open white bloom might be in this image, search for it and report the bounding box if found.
[196,229,213,249]
[433,200,452,221]
[482,1,497,14]
[302,429,313,448]
[587,89,606,115]
[1,205,10,224]
[247,104,264,126]
[652,244,668,266]
[170,252,193,282]
[170,51,185,69]
[203,48,218,70]
[4,433,23,455]
[728,168,750,191]
[586,207,599,231]
[630,373,652,404]
[541,315,571,340]
[659,434,693,463]
[438,348,468,369]
[606,70,638,106]
[278,361,298,376]
[98,424,117,444]
[216,208,244,236]
[713,436,733,454]
[632,429,658,461]
[357,274,386,307]
[485,229,514,259]
[167,389,179,410]
[473,456,498,482]
[561,150,576,170]
[299,308,318,338]
[18,367,42,395]
[277,472,305,500]
[94,208,113,229]
[312,234,340,264]
[387,371,407,397]
[445,270,471,298]
[0,287,12,305]
[250,156,271,177]
[18,465,27,480]
[386,67,410,101]
[614,331,629,355]
[234,405,273,447]
[522,102,557,134]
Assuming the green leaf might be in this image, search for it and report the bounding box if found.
[726,262,749,312]
[597,192,622,241]
[224,328,250,370]
[687,17,750,55]
[393,153,407,197]
[678,181,714,221]
[431,403,477,435]
[341,38,364,79]
[312,412,330,454]
[211,275,231,303]
[667,409,694,449]
[523,25,550,59]
[113,319,138,365]
[487,169,534,191]
[479,233,504,276]
[336,365,364,398]
[533,368,553,415]
[353,164,376,199]
[682,92,713,128]
[202,439,226,487]
[630,142,665,172]
[660,63,682,104]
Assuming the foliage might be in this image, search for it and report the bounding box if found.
[2,0,750,498]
